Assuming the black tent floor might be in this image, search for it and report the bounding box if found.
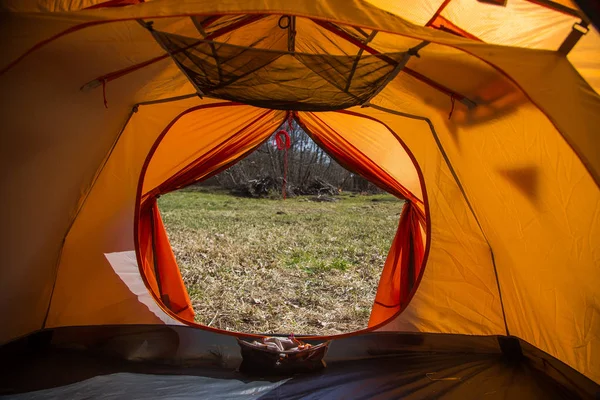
[1,327,598,399]
[0,347,597,399]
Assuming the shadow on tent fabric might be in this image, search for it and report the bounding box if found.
[498,165,541,206]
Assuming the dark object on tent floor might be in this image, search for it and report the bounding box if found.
[0,326,598,399]
[237,337,329,375]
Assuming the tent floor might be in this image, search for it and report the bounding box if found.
[1,345,597,399]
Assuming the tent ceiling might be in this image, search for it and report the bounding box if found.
[148,27,419,110]
[78,15,477,111]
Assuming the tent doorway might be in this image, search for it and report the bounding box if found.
[157,121,405,335]
[134,105,429,338]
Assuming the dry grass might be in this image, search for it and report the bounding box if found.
[158,188,403,335]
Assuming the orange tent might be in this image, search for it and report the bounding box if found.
[1,0,599,397]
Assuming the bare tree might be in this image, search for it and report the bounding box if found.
[198,120,383,196]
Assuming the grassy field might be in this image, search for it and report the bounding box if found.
[158,188,403,335]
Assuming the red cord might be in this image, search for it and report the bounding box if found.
[274,130,291,150]
[274,129,291,199]
[274,113,293,199]
[283,145,288,199]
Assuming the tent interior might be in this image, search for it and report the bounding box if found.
[1,0,599,398]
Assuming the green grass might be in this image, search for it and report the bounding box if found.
[159,188,403,335]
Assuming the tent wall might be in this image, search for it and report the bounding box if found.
[142,107,284,196]
[357,70,600,382]
[0,19,194,343]
[299,112,424,203]
[0,0,110,12]
[45,99,256,328]
[2,1,595,185]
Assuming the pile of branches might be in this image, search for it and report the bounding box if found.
[293,178,338,197]
[230,177,339,198]
[231,176,280,198]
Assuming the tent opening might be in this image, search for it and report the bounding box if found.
[156,121,405,335]
[134,104,429,337]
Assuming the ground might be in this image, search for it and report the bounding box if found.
[158,188,403,335]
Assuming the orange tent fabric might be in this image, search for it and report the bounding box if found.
[1,0,599,387]
[138,199,194,321]
[370,202,425,326]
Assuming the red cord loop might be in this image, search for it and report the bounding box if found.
[274,129,291,199]
[274,116,293,199]
[274,129,291,150]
